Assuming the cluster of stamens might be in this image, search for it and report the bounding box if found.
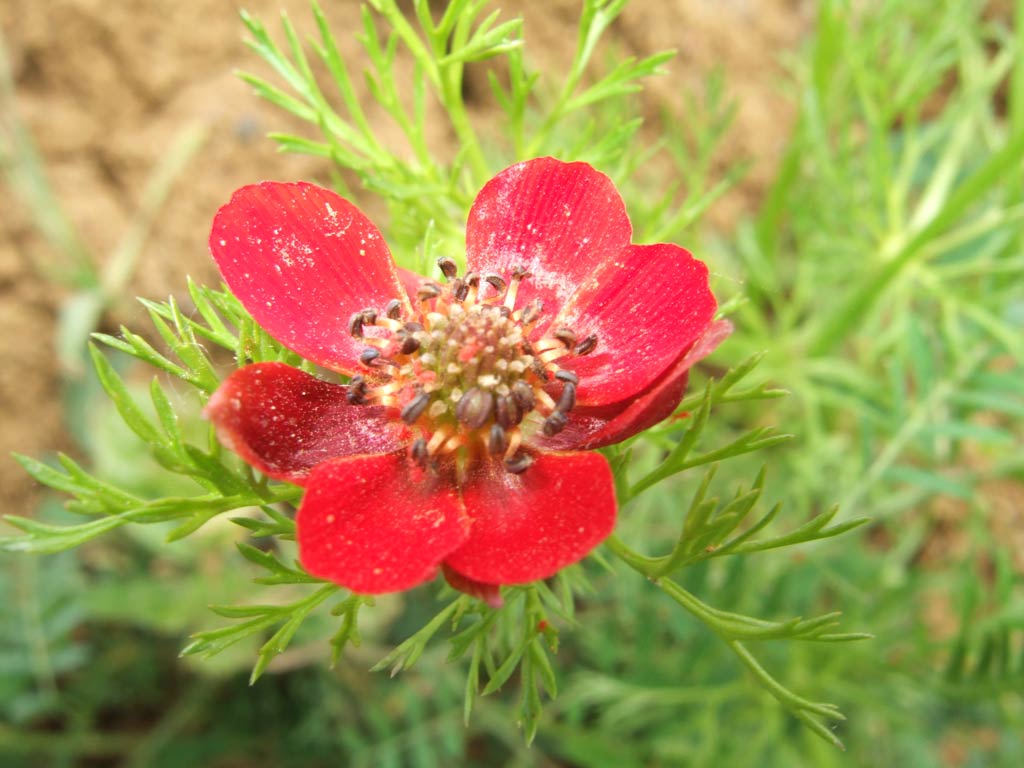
[346,258,597,475]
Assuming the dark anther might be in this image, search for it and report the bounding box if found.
[553,327,577,350]
[464,272,481,288]
[510,380,536,412]
[504,452,534,474]
[359,348,382,366]
[555,369,579,385]
[403,321,424,334]
[520,299,544,325]
[455,387,495,429]
[495,394,522,429]
[411,437,429,467]
[437,257,459,280]
[498,305,512,318]
[360,308,378,326]
[346,375,367,404]
[542,410,568,436]
[511,265,531,280]
[488,424,508,455]
[575,334,598,356]
[556,382,576,413]
[400,391,431,424]
[417,282,443,301]
[452,278,468,301]
[385,299,402,319]
[484,274,507,294]
[398,334,420,355]
[531,358,550,380]
[347,311,365,338]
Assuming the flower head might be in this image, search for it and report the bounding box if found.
[205,158,727,598]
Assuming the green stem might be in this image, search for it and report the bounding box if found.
[439,62,489,186]
[603,533,661,577]
[605,532,848,749]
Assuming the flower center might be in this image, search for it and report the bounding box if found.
[345,258,597,474]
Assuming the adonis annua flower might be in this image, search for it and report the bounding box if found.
[204,157,728,601]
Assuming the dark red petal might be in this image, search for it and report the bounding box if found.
[297,454,470,594]
[539,320,733,450]
[444,452,616,585]
[204,362,406,485]
[556,243,717,407]
[465,158,631,324]
[210,182,410,373]
[442,563,503,607]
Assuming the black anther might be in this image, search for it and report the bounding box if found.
[400,391,431,424]
[488,424,508,455]
[385,299,403,319]
[495,394,522,429]
[455,387,495,429]
[347,311,365,338]
[542,411,568,436]
[510,380,536,412]
[511,265,531,280]
[554,327,577,350]
[555,369,579,385]
[360,308,378,326]
[504,452,534,474]
[521,299,544,325]
[576,334,598,356]
[346,375,367,404]
[417,282,442,301]
[556,382,576,413]
[437,257,459,280]
[359,347,382,366]
[411,438,429,467]
[531,358,550,381]
[484,274,507,294]
[464,272,481,288]
[399,335,420,355]
[453,279,469,301]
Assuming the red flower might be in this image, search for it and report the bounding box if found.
[204,157,726,598]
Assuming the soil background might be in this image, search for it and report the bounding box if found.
[0,0,810,517]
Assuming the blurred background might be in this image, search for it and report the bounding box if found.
[1,0,1022,766]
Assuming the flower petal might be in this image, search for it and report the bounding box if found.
[444,452,616,584]
[210,182,410,372]
[297,454,470,594]
[556,243,717,407]
[539,320,733,450]
[442,563,503,607]
[397,266,429,303]
[465,158,631,324]
[204,362,406,485]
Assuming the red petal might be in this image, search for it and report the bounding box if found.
[465,158,631,325]
[540,320,733,450]
[397,266,428,303]
[210,182,410,372]
[442,563,503,607]
[297,454,470,593]
[444,452,616,584]
[204,362,406,485]
[556,243,717,407]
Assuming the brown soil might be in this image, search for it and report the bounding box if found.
[0,0,807,517]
